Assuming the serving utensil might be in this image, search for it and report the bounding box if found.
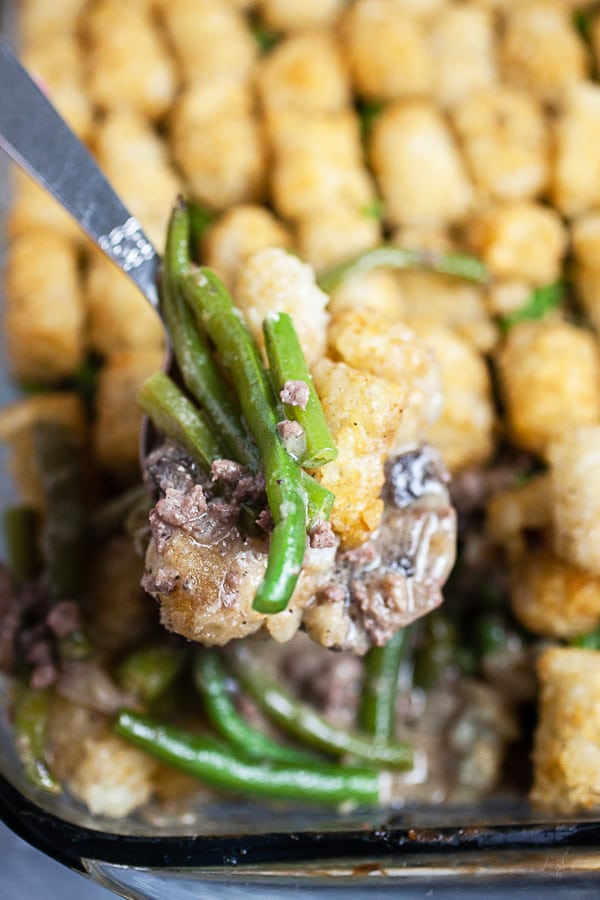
[0,38,161,311]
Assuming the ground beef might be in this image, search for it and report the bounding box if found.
[280,380,310,410]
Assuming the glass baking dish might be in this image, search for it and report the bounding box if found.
[2,3,600,897]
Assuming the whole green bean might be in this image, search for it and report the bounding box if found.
[263,311,337,468]
[3,506,39,584]
[301,472,335,528]
[31,422,85,603]
[570,626,600,651]
[193,651,319,765]
[359,629,407,741]
[118,644,186,704]
[138,372,226,470]
[318,245,488,294]
[116,709,382,807]
[499,281,564,333]
[181,268,307,615]
[14,687,61,794]
[230,646,413,769]
[163,202,259,470]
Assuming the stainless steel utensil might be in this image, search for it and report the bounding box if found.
[0,38,161,310]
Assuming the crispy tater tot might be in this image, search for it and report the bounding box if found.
[327,309,442,447]
[532,647,600,814]
[258,0,346,31]
[500,1,588,106]
[234,247,329,365]
[326,270,406,320]
[69,734,157,818]
[257,30,350,114]
[415,325,495,472]
[370,100,473,227]
[486,473,552,558]
[510,548,600,640]
[497,321,600,457]
[553,83,600,218]
[19,0,88,45]
[94,110,181,248]
[85,252,166,355]
[312,358,406,547]
[571,212,600,333]
[7,167,83,244]
[296,207,382,273]
[93,350,165,481]
[4,230,84,383]
[549,426,600,577]
[267,108,375,222]
[452,86,549,202]
[467,201,567,285]
[429,5,498,108]
[160,0,257,83]
[341,0,434,102]
[84,0,177,120]
[170,77,266,211]
[203,205,292,290]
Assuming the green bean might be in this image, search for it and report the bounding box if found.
[499,281,564,333]
[263,312,337,469]
[188,201,215,249]
[229,645,413,769]
[116,709,381,807]
[193,651,319,766]
[118,644,186,704]
[31,422,85,603]
[3,506,39,584]
[138,372,226,471]
[413,613,459,689]
[181,268,307,615]
[14,687,61,794]
[318,245,489,294]
[570,626,600,651]
[163,201,259,469]
[301,472,335,528]
[359,630,407,741]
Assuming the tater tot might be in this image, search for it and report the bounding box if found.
[268,109,375,221]
[85,252,166,355]
[295,207,381,272]
[452,87,549,202]
[93,350,164,481]
[170,78,266,211]
[553,83,600,218]
[19,0,87,44]
[500,1,588,106]
[486,473,552,557]
[234,247,329,365]
[0,393,85,510]
[94,111,181,248]
[69,734,157,819]
[496,321,600,456]
[467,201,567,284]
[549,426,600,577]
[7,168,83,243]
[257,31,350,114]
[312,358,406,547]
[85,0,177,119]
[370,100,473,227]
[4,230,84,383]
[341,0,433,102]
[258,0,346,31]
[160,0,257,83]
[202,205,292,290]
[571,212,600,333]
[21,38,92,138]
[510,548,600,639]
[326,270,406,320]
[429,5,498,108]
[415,325,495,472]
[532,647,600,813]
[327,310,442,447]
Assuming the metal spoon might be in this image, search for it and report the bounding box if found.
[0,38,161,312]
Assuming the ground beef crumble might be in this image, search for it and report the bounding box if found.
[280,379,310,409]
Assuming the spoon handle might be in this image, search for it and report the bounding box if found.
[0,39,160,309]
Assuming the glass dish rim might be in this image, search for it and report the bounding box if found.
[2,769,600,874]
